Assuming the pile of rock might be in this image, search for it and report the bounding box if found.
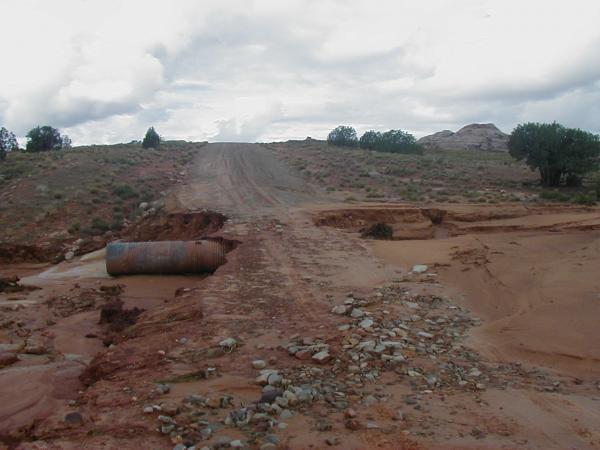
[144,278,565,449]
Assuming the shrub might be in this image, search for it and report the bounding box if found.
[508,122,600,186]
[361,222,393,239]
[359,129,423,154]
[0,127,18,160]
[112,184,138,199]
[90,217,109,232]
[327,126,358,148]
[539,190,570,202]
[26,126,64,152]
[572,194,596,206]
[142,127,161,149]
[68,223,81,234]
[359,130,382,150]
[594,175,600,200]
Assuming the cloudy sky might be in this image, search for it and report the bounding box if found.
[1,0,600,145]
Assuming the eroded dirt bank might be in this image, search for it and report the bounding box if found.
[319,203,600,377]
[1,144,600,449]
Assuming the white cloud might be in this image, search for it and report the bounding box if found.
[1,0,600,144]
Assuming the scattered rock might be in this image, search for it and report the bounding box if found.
[411,264,428,274]
[350,308,365,318]
[260,388,283,404]
[252,359,266,369]
[312,351,332,364]
[156,384,171,395]
[326,437,341,446]
[359,318,374,329]
[219,337,238,349]
[331,305,348,315]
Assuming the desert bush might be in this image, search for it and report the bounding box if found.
[361,222,393,240]
[376,129,423,154]
[572,193,596,206]
[593,174,600,200]
[112,184,138,199]
[327,126,358,148]
[142,127,161,149]
[26,126,64,152]
[90,217,109,233]
[508,122,600,187]
[68,223,81,234]
[359,130,382,150]
[539,190,571,202]
[0,127,18,160]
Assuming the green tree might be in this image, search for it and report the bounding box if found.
[0,127,19,161]
[377,129,422,154]
[26,125,63,152]
[327,125,358,148]
[142,126,161,149]
[359,130,382,150]
[61,135,72,150]
[508,122,600,187]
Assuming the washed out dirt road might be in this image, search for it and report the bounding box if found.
[1,143,600,449]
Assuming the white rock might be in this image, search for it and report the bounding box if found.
[312,351,331,363]
[359,318,374,329]
[350,308,365,318]
[412,264,428,273]
[331,305,348,315]
[219,337,237,348]
[469,368,482,378]
[252,360,266,370]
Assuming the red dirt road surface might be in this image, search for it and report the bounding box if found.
[1,143,600,449]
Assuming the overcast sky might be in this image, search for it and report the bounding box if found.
[2,0,600,145]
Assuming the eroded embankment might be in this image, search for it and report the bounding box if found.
[0,210,238,265]
[316,203,600,378]
[314,204,600,240]
[0,210,239,444]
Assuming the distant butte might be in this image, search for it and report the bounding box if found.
[418,123,509,151]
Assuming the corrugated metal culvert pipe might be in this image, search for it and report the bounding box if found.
[106,240,227,275]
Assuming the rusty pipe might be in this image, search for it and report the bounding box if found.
[106,240,227,275]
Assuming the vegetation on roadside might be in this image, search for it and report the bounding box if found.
[360,129,423,154]
[0,142,201,249]
[25,125,71,152]
[0,127,19,161]
[508,122,600,187]
[328,125,423,154]
[327,125,358,148]
[142,126,161,149]
[361,222,394,240]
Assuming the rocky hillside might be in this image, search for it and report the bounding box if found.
[418,123,509,151]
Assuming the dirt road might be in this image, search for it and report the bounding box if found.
[169,143,322,216]
[2,143,600,449]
